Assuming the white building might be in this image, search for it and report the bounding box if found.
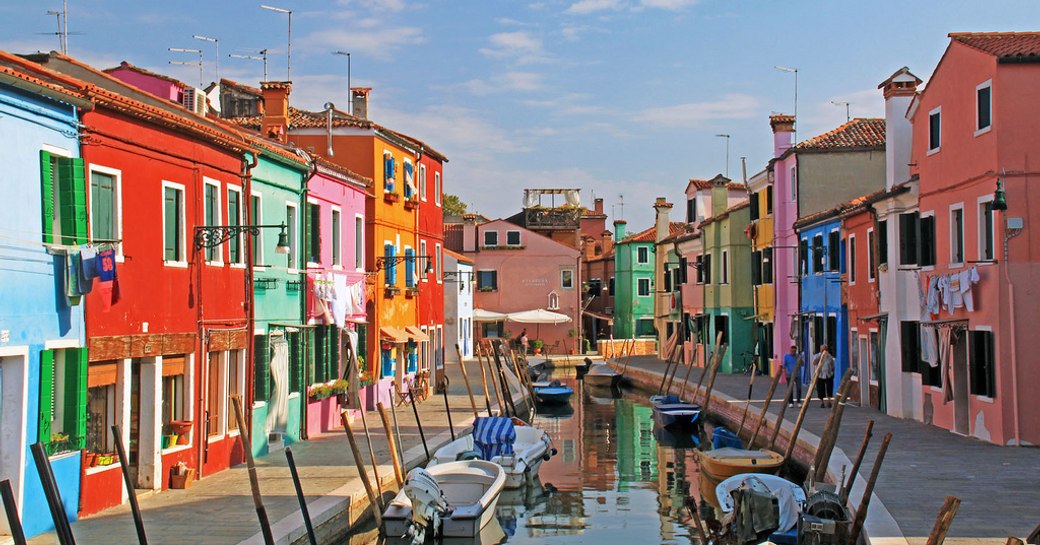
[444,249,474,371]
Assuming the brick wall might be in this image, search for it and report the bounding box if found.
[597,339,657,358]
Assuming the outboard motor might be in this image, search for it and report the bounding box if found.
[797,490,850,545]
[403,467,449,544]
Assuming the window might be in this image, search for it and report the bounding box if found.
[608,276,615,296]
[420,240,428,282]
[384,243,397,286]
[227,187,243,264]
[636,319,656,337]
[286,203,298,270]
[695,255,704,284]
[828,231,840,272]
[920,215,936,267]
[762,247,773,284]
[331,208,341,266]
[848,235,857,284]
[867,229,876,281]
[637,277,651,297]
[899,212,919,266]
[403,160,414,199]
[40,150,87,246]
[766,186,773,214]
[976,81,992,133]
[900,321,921,373]
[207,352,223,437]
[951,206,964,265]
[812,234,824,274]
[799,238,809,276]
[404,247,416,288]
[979,199,994,261]
[969,330,995,397]
[89,167,120,252]
[419,164,428,201]
[790,166,797,202]
[86,362,117,456]
[251,193,263,266]
[161,355,187,440]
[637,246,649,264]
[561,268,574,289]
[483,230,498,247]
[354,215,364,270]
[38,348,87,454]
[477,270,497,291]
[506,231,521,246]
[204,180,222,263]
[664,265,672,292]
[721,250,729,284]
[686,197,695,222]
[588,278,602,294]
[703,254,712,284]
[383,152,396,193]
[715,315,729,344]
[929,108,941,152]
[751,251,762,286]
[749,192,760,221]
[678,257,688,284]
[163,182,185,264]
[436,243,443,283]
[307,201,321,265]
[435,172,442,206]
[878,220,888,266]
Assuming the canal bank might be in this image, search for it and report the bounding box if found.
[611,355,1038,543]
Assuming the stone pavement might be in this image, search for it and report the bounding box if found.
[617,355,1040,543]
[27,360,525,545]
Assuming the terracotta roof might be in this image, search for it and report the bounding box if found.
[221,78,262,97]
[443,247,472,264]
[950,32,1040,59]
[687,178,747,191]
[386,128,448,163]
[0,51,89,105]
[312,155,372,189]
[793,185,912,230]
[228,106,374,131]
[621,222,691,244]
[104,61,188,88]
[698,199,750,227]
[661,228,700,244]
[793,118,885,151]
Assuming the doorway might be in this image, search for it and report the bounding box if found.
[952,332,969,435]
[0,353,27,536]
[128,360,141,485]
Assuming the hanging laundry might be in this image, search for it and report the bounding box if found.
[920,324,939,366]
[97,248,117,282]
[926,276,940,316]
[79,246,97,292]
[64,250,84,305]
[267,336,290,434]
[330,274,348,328]
[958,266,981,312]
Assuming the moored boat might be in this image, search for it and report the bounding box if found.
[584,362,622,388]
[715,473,805,538]
[649,394,701,430]
[533,380,574,404]
[427,416,554,488]
[696,447,784,481]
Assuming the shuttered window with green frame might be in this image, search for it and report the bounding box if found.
[40,151,88,246]
[38,348,88,454]
[253,334,270,402]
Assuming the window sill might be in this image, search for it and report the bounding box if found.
[928,386,943,393]
[927,147,941,156]
[164,260,189,269]
[207,434,225,444]
[974,260,996,267]
[307,262,321,269]
[205,260,225,267]
[230,263,246,269]
[976,395,995,404]
[948,262,965,270]
[47,450,79,462]
[85,462,122,476]
[332,265,343,271]
[162,443,193,455]
[252,265,268,272]
[974,126,992,137]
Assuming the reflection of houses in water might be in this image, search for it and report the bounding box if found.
[616,402,657,488]
[581,388,620,491]
[537,376,585,491]
[657,445,700,540]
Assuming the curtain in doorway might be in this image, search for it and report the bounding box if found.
[267,336,290,434]
[342,329,358,380]
[938,327,954,404]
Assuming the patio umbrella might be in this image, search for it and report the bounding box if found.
[507,309,573,348]
[473,308,508,322]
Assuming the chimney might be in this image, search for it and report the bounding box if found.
[594,198,604,215]
[260,81,291,142]
[351,87,372,120]
[462,215,478,253]
[613,219,627,242]
[653,197,673,243]
[879,67,921,190]
[601,230,613,256]
[709,174,731,218]
[770,114,795,158]
[582,236,597,260]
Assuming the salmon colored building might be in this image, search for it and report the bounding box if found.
[906,32,1040,445]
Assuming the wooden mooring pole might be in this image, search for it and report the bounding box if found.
[812,372,855,480]
[781,356,826,462]
[455,344,480,418]
[848,432,893,544]
[285,447,317,545]
[0,479,27,545]
[768,356,803,450]
[840,419,875,504]
[230,396,275,545]
[925,495,962,545]
[111,425,148,545]
[376,402,405,487]
[747,366,783,447]
[677,345,698,399]
[340,411,383,528]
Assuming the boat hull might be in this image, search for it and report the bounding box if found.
[428,426,552,489]
[651,404,701,430]
[697,448,785,481]
[383,460,506,539]
[534,387,573,404]
[583,373,622,388]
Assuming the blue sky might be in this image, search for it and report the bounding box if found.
[3,0,1039,230]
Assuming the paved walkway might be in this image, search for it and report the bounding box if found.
[617,355,1040,543]
[27,360,526,545]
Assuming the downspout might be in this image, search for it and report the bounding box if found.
[300,155,318,441]
[1000,207,1021,446]
[241,152,259,457]
[193,163,207,476]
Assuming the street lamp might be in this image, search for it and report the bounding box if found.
[375,255,435,275]
[194,223,291,254]
[229,50,268,82]
[332,50,351,114]
[260,4,292,81]
[169,47,203,87]
[774,65,798,141]
[193,34,219,82]
[715,134,731,178]
[831,100,850,122]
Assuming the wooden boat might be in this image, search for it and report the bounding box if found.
[427,417,553,488]
[584,362,622,388]
[649,394,701,430]
[533,380,573,404]
[696,447,785,481]
[714,473,805,534]
[383,460,506,540]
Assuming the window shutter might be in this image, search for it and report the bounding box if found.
[663,266,672,292]
[58,157,89,245]
[405,248,415,287]
[40,151,55,244]
[678,257,688,284]
[388,156,396,192]
[751,251,762,285]
[254,335,270,402]
[314,326,327,383]
[403,163,413,198]
[328,326,341,381]
[763,248,774,284]
[385,244,396,285]
[305,205,314,264]
[288,332,302,393]
[64,348,88,449]
[38,349,55,443]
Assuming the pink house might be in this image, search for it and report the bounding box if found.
[105,61,187,104]
[768,115,799,367]
[458,219,581,354]
[908,32,1040,446]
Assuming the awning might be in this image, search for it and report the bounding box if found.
[582,309,614,324]
[380,326,411,343]
[743,313,771,321]
[404,326,431,342]
[473,308,508,322]
[857,312,889,322]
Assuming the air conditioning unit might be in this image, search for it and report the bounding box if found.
[181,87,208,116]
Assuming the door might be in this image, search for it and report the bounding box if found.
[0,355,27,536]
[952,333,969,435]
[129,360,141,485]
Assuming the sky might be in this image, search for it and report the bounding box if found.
[3,0,1040,231]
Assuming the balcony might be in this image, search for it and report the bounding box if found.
[524,206,582,230]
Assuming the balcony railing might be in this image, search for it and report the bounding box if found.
[524,206,582,229]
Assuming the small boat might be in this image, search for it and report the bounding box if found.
[533,380,573,404]
[383,460,506,542]
[715,473,805,535]
[696,447,785,481]
[650,394,701,430]
[427,416,554,488]
[584,362,622,388]
[575,357,593,379]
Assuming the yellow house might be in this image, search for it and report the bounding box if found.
[747,168,778,373]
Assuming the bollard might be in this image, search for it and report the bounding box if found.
[677,345,699,399]
[768,357,803,450]
[387,388,406,466]
[840,419,875,503]
[925,495,962,545]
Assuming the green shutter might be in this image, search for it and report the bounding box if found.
[328,326,340,381]
[313,327,326,383]
[63,348,88,450]
[254,335,270,402]
[40,151,54,244]
[288,332,302,393]
[57,157,88,245]
[38,350,55,443]
[91,171,115,242]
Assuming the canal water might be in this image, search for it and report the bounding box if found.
[345,370,745,545]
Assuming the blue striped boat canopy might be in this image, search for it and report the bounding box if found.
[472,417,516,459]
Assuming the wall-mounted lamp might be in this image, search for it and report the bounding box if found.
[993,178,1008,211]
[194,222,290,254]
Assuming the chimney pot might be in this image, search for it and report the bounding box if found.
[260,81,292,142]
[351,87,372,120]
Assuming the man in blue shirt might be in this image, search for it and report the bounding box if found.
[783,345,803,407]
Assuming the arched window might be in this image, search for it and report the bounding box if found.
[547,290,560,310]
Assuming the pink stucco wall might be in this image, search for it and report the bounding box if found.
[106,66,184,103]
[772,136,799,364]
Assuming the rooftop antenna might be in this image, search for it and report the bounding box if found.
[618,193,625,220]
[773,65,798,142]
[169,47,203,87]
[831,101,851,122]
[192,35,219,82]
[332,51,351,114]
[45,9,64,53]
[229,49,268,82]
[260,4,292,81]
[741,156,748,186]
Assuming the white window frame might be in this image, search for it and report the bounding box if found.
[88,164,124,261]
[436,243,443,284]
[420,239,428,282]
[435,172,442,206]
[331,205,342,269]
[928,106,942,155]
[403,244,414,287]
[354,213,364,272]
[636,246,649,264]
[975,80,992,136]
[203,178,223,266]
[206,351,227,443]
[721,250,729,284]
[483,230,498,247]
[506,230,522,246]
[226,184,245,268]
[306,197,321,269]
[949,203,965,268]
[251,191,265,271]
[162,181,187,268]
[419,163,428,202]
[159,352,196,453]
[226,349,245,437]
[847,234,856,285]
[286,201,299,273]
[866,228,875,282]
[637,277,651,297]
[561,268,575,290]
[977,195,995,263]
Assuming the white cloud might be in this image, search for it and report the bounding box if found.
[297,26,424,61]
[336,0,407,12]
[566,0,625,14]
[638,93,761,128]
[639,0,699,9]
[462,71,545,95]
[479,31,552,64]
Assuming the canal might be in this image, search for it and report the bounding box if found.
[345,370,743,545]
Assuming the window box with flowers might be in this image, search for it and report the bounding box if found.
[45,433,79,457]
[307,379,350,402]
[383,191,400,204]
[403,198,419,210]
[478,286,497,293]
[405,285,420,298]
[384,286,401,298]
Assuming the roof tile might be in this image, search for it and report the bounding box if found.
[794,118,885,151]
[950,32,1040,59]
[622,222,691,243]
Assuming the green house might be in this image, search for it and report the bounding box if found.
[612,220,658,339]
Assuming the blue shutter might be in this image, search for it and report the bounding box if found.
[403,163,414,198]
[381,348,393,377]
[385,244,397,286]
[405,248,415,287]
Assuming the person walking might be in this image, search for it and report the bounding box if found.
[814,344,835,408]
[519,329,529,355]
[782,345,802,407]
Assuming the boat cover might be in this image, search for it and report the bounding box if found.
[473,417,516,459]
[712,427,743,450]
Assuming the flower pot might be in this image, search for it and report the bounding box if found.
[84,452,99,468]
[171,420,193,444]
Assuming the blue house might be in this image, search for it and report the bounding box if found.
[794,214,848,387]
[0,53,89,538]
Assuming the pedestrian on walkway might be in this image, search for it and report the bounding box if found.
[814,344,835,408]
[783,345,802,407]
[519,329,529,354]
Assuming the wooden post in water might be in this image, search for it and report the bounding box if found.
[29,443,76,545]
[441,387,456,441]
[685,497,709,545]
[812,372,855,480]
[768,356,803,450]
[111,425,148,545]
[0,479,27,545]
[840,419,875,504]
[481,342,504,415]
[924,495,962,545]
[696,332,724,405]
[407,389,431,460]
[489,341,517,417]
[455,344,479,418]
[700,333,728,413]
[848,432,893,544]
[475,343,493,415]
[340,411,383,528]
[376,403,405,487]
[677,345,698,400]
[386,389,406,465]
[780,355,825,461]
[285,448,317,545]
[737,364,758,433]
[748,367,783,447]
[355,399,382,498]
[230,396,275,545]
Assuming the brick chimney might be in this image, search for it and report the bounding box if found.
[653,197,673,243]
[613,219,627,242]
[709,174,731,218]
[601,230,613,256]
[582,236,597,260]
[352,87,372,120]
[879,67,921,190]
[770,114,795,158]
[594,198,604,215]
[260,81,291,142]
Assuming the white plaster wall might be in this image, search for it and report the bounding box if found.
[138,357,162,490]
[0,347,29,533]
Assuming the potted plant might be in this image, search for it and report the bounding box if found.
[531,340,544,355]
[84,451,99,468]
[171,420,193,445]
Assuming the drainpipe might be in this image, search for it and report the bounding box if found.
[1000,208,1021,446]
[300,155,318,441]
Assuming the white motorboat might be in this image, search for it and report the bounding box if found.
[714,473,806,533]
[428,416,554,488]
[584,362,623,388]
[383,460,506,542]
